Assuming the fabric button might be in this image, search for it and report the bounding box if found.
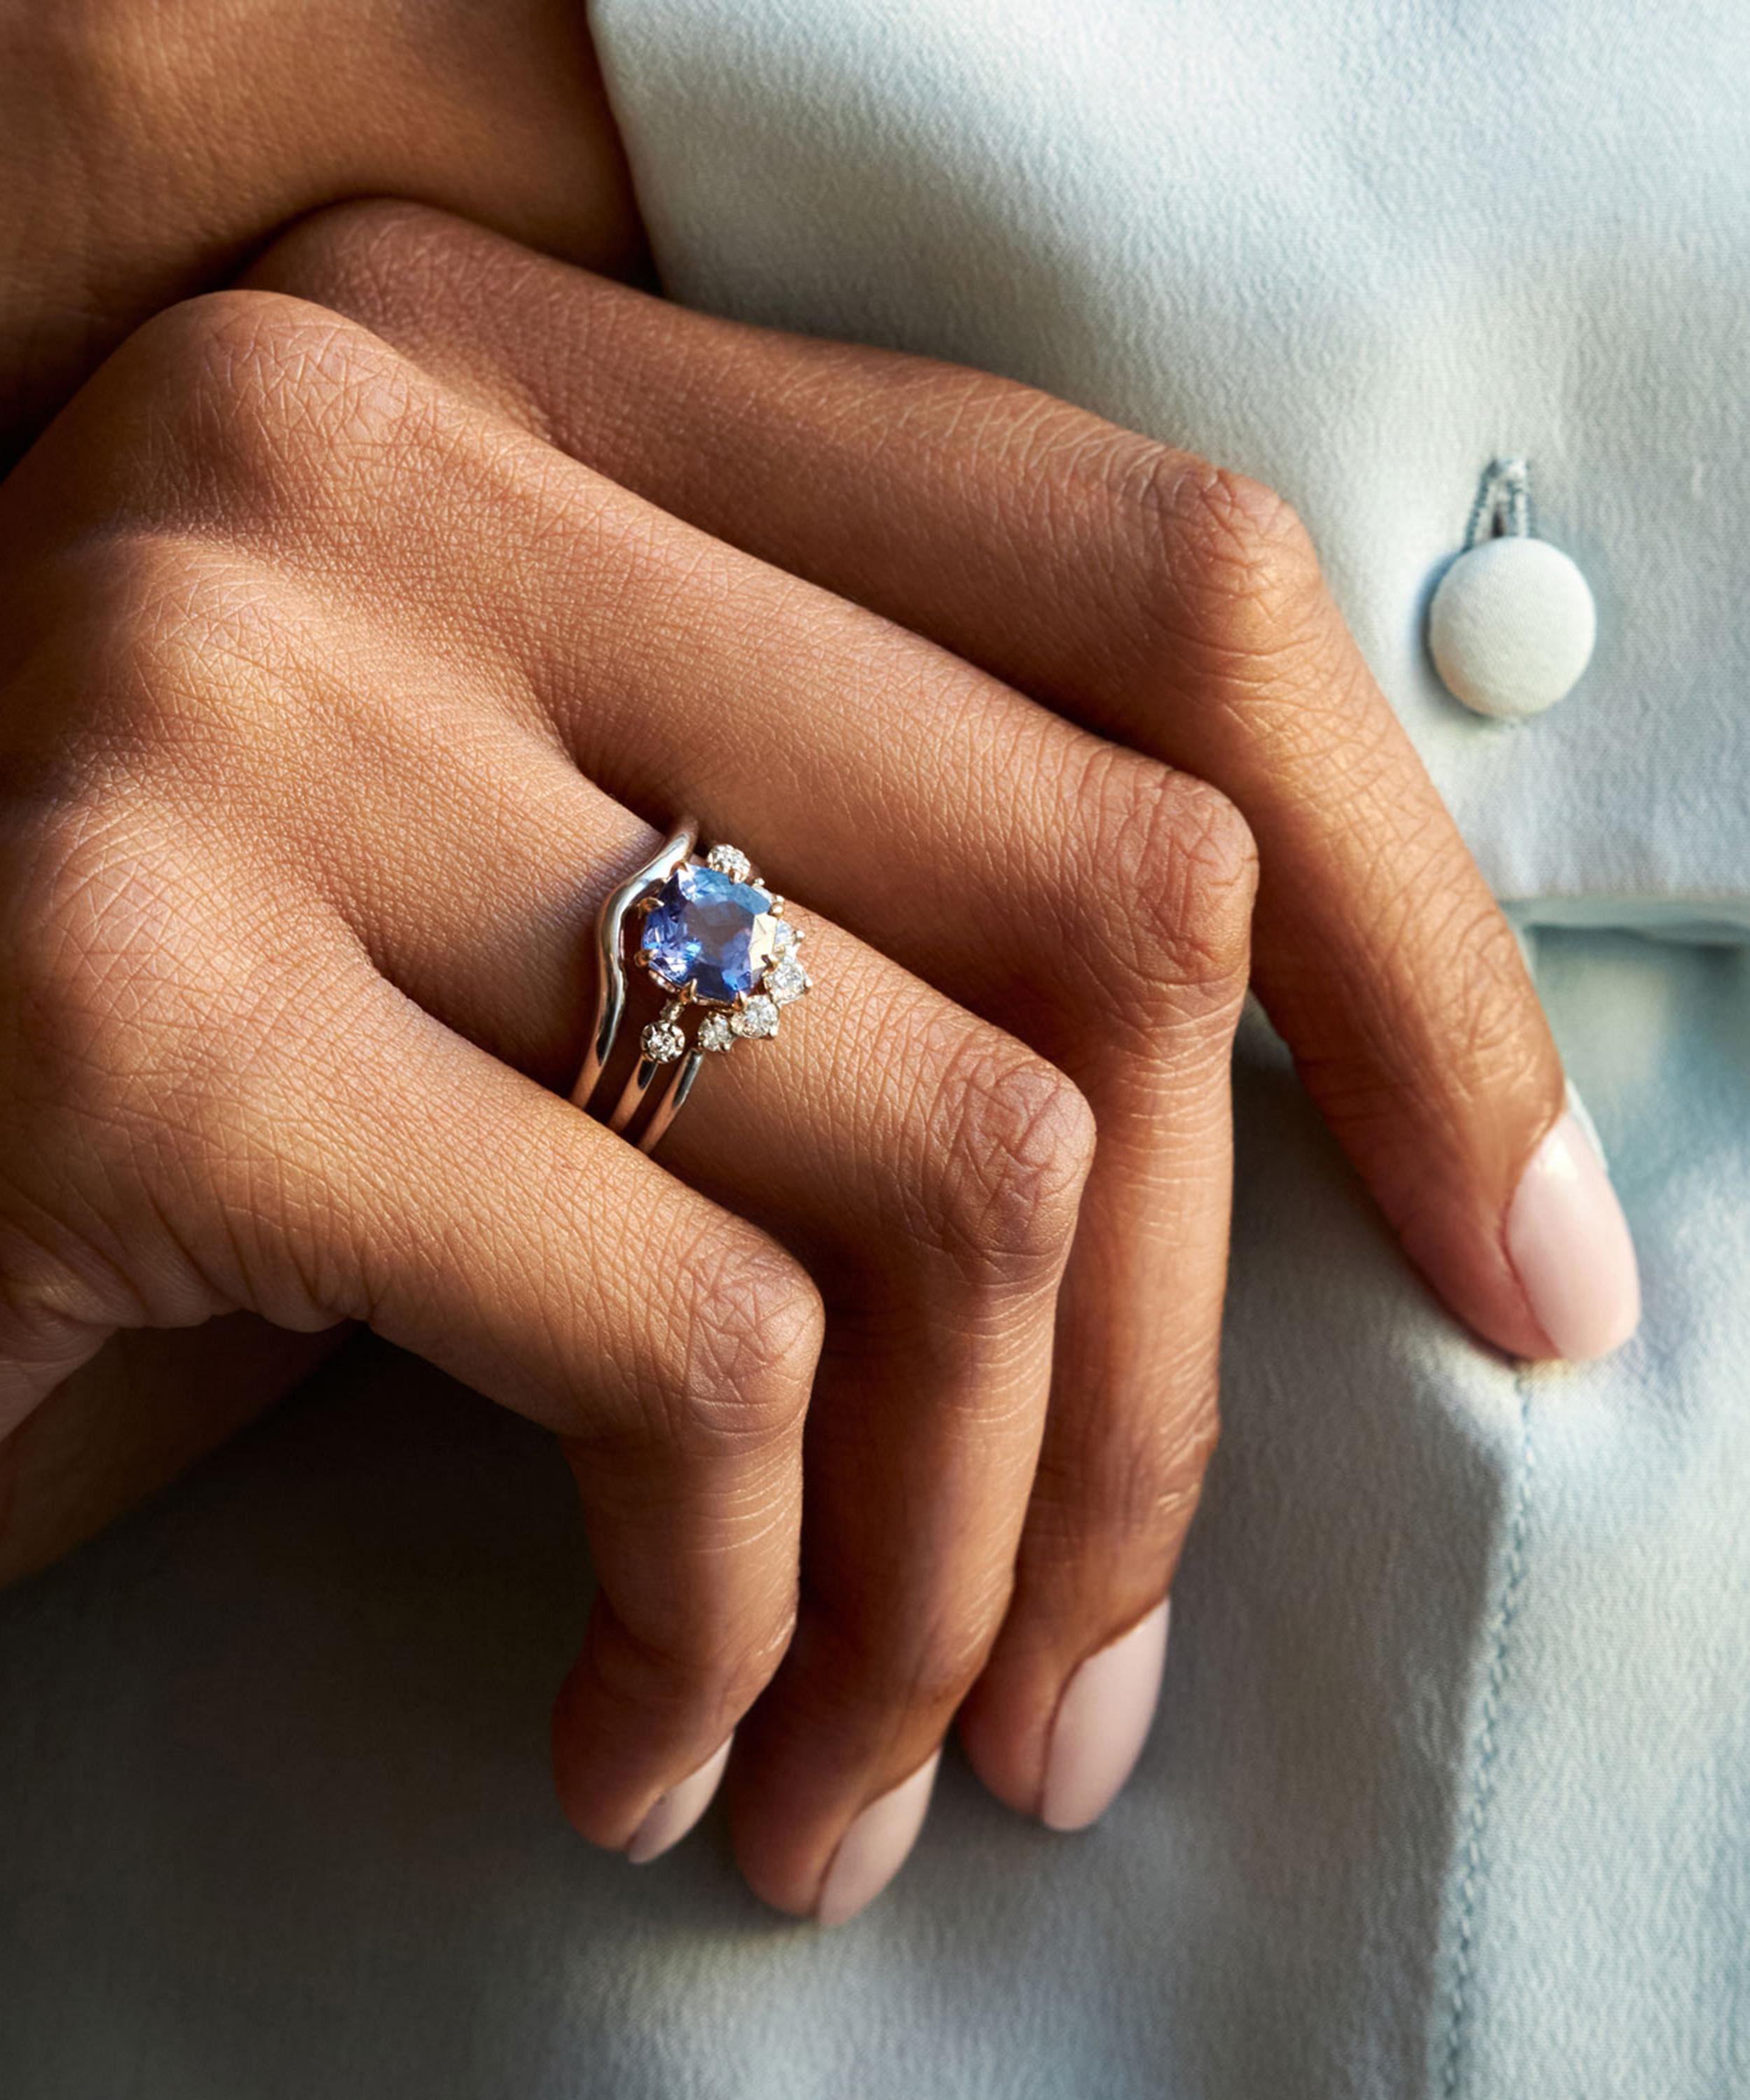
[1429,535,1597,721]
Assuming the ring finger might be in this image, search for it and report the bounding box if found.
[178,291,1241,1906]
[270,612,1092,1919]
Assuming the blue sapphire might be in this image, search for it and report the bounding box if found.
[640,863,780,1005]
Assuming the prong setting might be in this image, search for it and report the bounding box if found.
[641,999,688,1065]
[627,843,809,1065]
[732,994,780,1040]
[705,843,752,882]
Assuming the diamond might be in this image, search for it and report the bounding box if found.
[642,1016,686,1063]
[765,957,808,1005]
[697,1011,735,1054]
[732,995,779,1040]
[640,863,779,1004]
[771,919,801,957]
[706,843,752,882]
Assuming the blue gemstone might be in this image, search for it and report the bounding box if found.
[640,863,779,1004]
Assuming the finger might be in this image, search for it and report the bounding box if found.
[508,535,1249,1840]
[167,271,1247,1844]
[2,710,817,1858]
[0,1321,346,1589]
[309,734,1093,1912]
[251,204,1638,1366]
[0,1264,115,1440]
[21,286,1099,1910]
[270,951,825,1863]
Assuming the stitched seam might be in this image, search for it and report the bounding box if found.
[1437,1385,1536,2100]
[1463,456,1534,547]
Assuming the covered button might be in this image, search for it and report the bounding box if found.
[1428,533,1597,721]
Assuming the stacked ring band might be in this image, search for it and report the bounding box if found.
[570,820,813,1156]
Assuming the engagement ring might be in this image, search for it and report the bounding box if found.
[571,821,811,1154]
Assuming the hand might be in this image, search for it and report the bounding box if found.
[1,281,1238,1925]
[0,0,645,463]
[0,199,1635,1923]
[232,202,1638,1847]
[248,203,1638,1376]
[0,0,645,1581]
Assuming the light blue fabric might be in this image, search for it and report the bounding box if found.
[3,935,1747,2099]
[4,6,1748,2097]
[594,0,1750,928]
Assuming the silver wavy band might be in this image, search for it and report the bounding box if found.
[570,818,811,1156]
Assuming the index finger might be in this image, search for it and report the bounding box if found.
[245,204,1639,1364]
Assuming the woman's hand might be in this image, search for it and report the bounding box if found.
[248,204,1638,1380]
[0,202,1635,1920]
[1,282,1247,1923]
[232,202,1639,1842]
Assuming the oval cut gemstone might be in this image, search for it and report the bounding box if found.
[640,863,780,1004]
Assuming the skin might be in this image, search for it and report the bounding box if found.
[237,209,1573,1835]
[0,0,652,1581]
[0,0,648,463]
[0,15,1576,1912]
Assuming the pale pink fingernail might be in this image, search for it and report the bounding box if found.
[625,1735,733,1865]
[1041,1600,1170,1832]
[1505,1110,1641,1362]
[815,1751,941,1926]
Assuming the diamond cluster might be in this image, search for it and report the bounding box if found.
[634,843,810,1063]
[705,843,752,882]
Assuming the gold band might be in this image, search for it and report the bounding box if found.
[569,817,697,1142]
[573,819,808,1158]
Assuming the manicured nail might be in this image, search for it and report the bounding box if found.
[625,1735,733,1865]
[1505,1110,1641,1362]
[1041,1600,1170,1832]
[815,1751,941,1926]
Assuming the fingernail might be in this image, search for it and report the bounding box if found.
[1505,1109,1642,1362]
[625,1735,733,1864]
[815,1751,941,1926]
[1040,1600,1170,1832]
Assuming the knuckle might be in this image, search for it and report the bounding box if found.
[0,1228,107,1378]
[113,287,323,405]
[1114,1396,1220,1553]
[664,1226,823,1454]
[710,1604,799,1714]
[4,796,160,1098]
[1060,747,1257,1000]
[103,290,429,520]
[1164,461,1323,632]
[594,1585,797,1737]
[1042,1387,1220,1574]
[919,1034,1096,1288]
[27,506,358,799]
[886,1623,1000,1718]
[819,1597,1008,1727]
[1104,445,1328,669]
[1174,461,1316,581]
[251,197,444,290]
[1,790,286,1170]
[247,199,472,327]
[246,204,578,442]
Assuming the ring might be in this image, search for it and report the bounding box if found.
[570,822,812,1155]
